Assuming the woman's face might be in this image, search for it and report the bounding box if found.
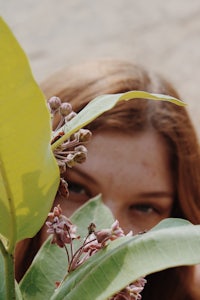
[41,129,175,242]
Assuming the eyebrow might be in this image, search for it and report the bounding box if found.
[138,191,174,199]
[68,169,174,200]
[70,167,98,185]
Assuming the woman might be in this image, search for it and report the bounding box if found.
[15,59,200,299]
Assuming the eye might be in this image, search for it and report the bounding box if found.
[129,203,157,214]
[67,180,91,204]
[68,181,86,195]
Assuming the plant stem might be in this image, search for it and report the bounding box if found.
[0,240,16,300]
[51,131,72,151]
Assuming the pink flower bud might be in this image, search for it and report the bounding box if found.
[95,229,111,244]
[78,129,92,142]
[60,102,72,116]
[48,96,62,110]
[46,205,80,248]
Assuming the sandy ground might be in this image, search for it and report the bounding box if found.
[1,0,200,136]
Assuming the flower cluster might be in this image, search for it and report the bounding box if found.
[46,205,79,248]
[48,96,92,197]
[46,205,146,299]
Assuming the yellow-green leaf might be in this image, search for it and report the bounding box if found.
[0,17,59,252]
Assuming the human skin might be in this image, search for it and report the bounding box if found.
[40,128,174,243]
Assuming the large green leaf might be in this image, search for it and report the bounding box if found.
[52,91,185,150]
[0,17,59,252]
[52,218,200,300]
[19,196,114,300]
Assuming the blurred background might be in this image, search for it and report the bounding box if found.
[1,0,200,136]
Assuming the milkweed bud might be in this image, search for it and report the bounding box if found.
[66,153,76,168]
[73,151,87,164]
[78,129,92,142]
[48,96,62,111]
[65,111,77,122]
[74,145,88,154]
[58,178,69,198]
[57,160,67,174]
[88,223,96,234]
[60,102,72,116]
[66,150,87,168]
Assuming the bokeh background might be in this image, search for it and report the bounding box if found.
[1,0,200,136]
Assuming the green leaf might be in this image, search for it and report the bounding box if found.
[51,91,185,150]
[0,17,59,252]
[51,218,200,300]
[19,196,114,300]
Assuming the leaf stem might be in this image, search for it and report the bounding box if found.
[64,244,70,265]
[0,239,16,300]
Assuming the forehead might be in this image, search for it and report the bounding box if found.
[78,129,173,191]
[87,129,169,163]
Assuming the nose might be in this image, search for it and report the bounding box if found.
[103,198,120,219]
[102,197,131,234]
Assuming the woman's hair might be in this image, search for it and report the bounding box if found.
[41,59,200,225]
[16,59,200,299]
